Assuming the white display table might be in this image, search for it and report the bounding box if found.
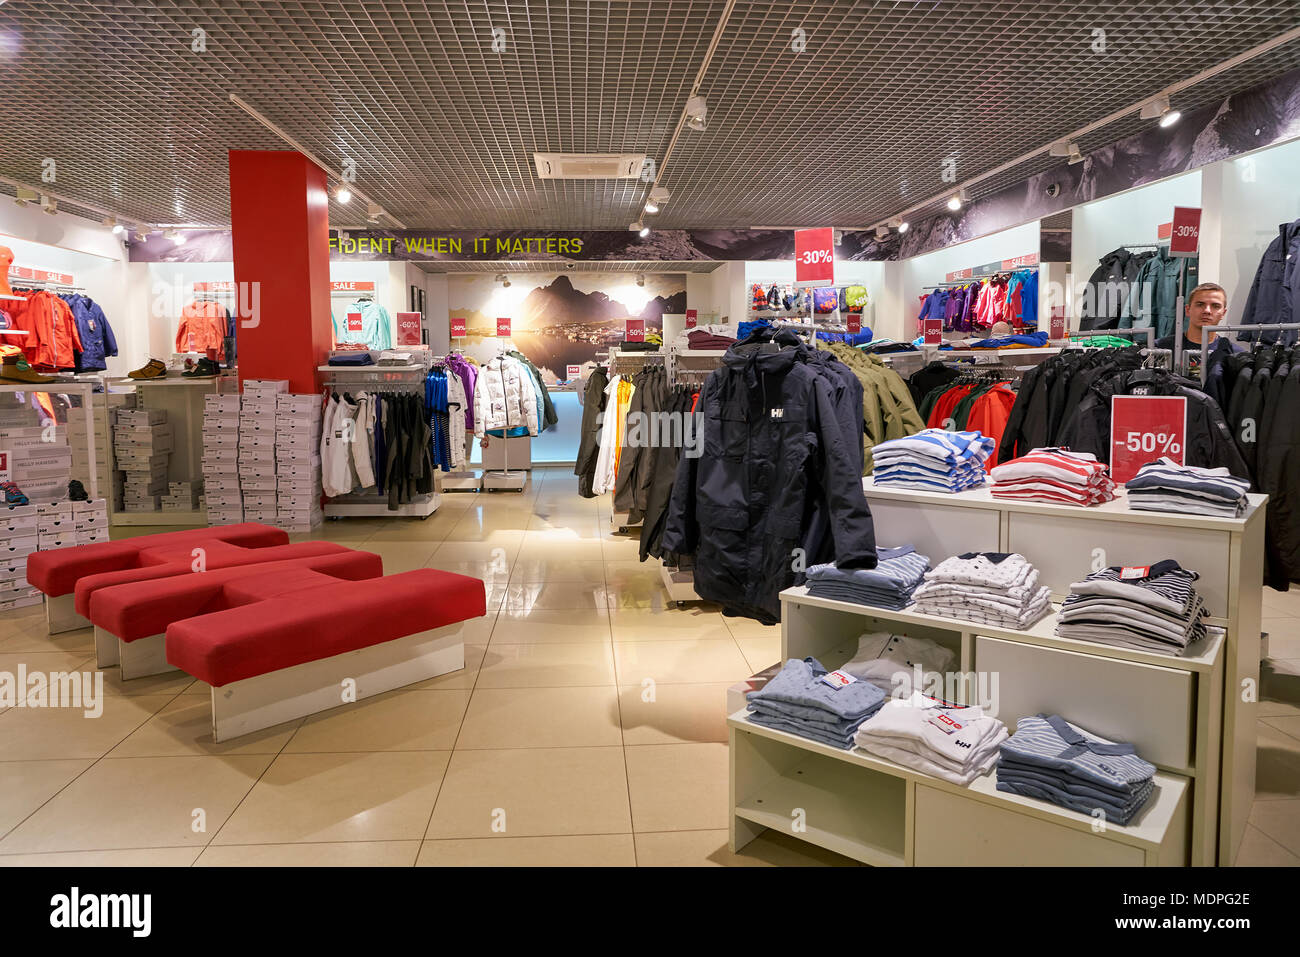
[728,481,1265,866]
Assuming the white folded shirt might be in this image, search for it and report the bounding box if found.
[839,632,956,693]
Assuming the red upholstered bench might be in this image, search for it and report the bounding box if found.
[75,540,360,622]
[26,522,289,634]
[165,568,486,741]
[87,549,384,679]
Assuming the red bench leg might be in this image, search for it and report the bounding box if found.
[206,620,466,742]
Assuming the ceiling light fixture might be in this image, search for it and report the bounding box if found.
[898,221,910,233]
[685,95,707,132]
[874,226,889,241]
[40,195,56,215]
[636,274,646,287]
[1067,143,1085,165]
[649,187,671,205]
[1159,110,1182,128]
[638,224,650,238]
[644,202,659,214]
[1139,94,1171,120]
[336,187,352,204]
[946,195,962,212]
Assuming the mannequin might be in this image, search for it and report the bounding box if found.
[0,246,13,296]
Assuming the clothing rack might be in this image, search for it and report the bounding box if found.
[332,290,375,299]
[1197,322,1300,385]
[426,357,480,492]
[317,364,440,518]
[9,281,87,293]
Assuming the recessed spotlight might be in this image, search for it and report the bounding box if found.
[336,187,352,204]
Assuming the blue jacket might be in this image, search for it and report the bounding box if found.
[64,295,118,372]
[1240,219,1300,345]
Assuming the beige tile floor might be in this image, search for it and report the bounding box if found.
[0,466,1296,866]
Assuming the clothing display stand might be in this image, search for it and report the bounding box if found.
[111,374,231,525]
[440,430,481,492]
[318,364,440,518]
[481,435,527,492]
[728,482,1265,866]
[1197,322,1300,383]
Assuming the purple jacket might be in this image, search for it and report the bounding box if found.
[445,354,478,429]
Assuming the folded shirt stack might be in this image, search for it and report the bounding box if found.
[839,631,956,695]
[997,714,1156,825]
[1124,457,1250,517]
[909,552,1052,628]
[1055,559,1207,655]
[871,429,994,492]
[745,656,887,749]
[855,692,1007,785]
[805,545,930,610]
[684,328,738,350]
[990,447,1116,506]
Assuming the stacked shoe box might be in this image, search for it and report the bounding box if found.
[68,390,135,510]
[115,409,172,512]
[162,480,204,512]
[275,393,324,532]
[1,422,71,503]
[201,394,242,525]
[0,503,41,609]
[239,380,286,526]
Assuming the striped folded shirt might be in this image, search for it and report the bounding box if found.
[872,429,994,466]
[991,448,1111,486]
[1125,457,1250,504]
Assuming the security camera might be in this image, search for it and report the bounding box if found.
[1046,183,1061,198]
[565,262,576,270]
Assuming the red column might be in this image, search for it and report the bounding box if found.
[228,150,332,393]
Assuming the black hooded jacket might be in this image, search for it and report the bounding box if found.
[661,341,877,624]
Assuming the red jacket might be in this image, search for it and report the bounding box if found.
[17,291,83,370]
[176,300,228,359]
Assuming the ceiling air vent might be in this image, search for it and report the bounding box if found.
[533,153,647,180]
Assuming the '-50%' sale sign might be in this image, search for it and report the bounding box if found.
[1110,395,1186,484]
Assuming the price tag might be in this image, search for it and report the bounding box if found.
[450,317,466,339]
[346,312,363,333]
[927,711,964,735]
[819,669,857,689]
[496,317,511,337]
[1169,206,1202,257]
[395,311,422,346]
[0,451,9,483]
[1110,395,1187,484]
[1049,306,1066,340]
[566,364,581,381]
[846,314,861,335]
[625,318,645,342]
[1120,566,1152,580]
[923,318,942,345]
[794,227,836,287]
[684,309,698,329]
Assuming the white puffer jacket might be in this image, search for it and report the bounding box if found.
[473,355,539,437]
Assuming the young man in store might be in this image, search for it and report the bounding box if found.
[1154,282,1234,353]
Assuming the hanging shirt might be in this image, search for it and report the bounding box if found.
[332,299,393,350]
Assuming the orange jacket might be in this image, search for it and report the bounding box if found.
[18,291,83,370]
[176,300,228,359]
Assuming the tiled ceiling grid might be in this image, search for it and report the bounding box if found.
[0,1,1298,231]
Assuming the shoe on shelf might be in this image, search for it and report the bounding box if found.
[127,358,167,379]
[181,357,221,378]
[1,482,29,506]
[0,356,56,384]
[67,480,89,502]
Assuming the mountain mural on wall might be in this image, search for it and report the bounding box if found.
[519,275,686,325]
[449,271,686,384]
